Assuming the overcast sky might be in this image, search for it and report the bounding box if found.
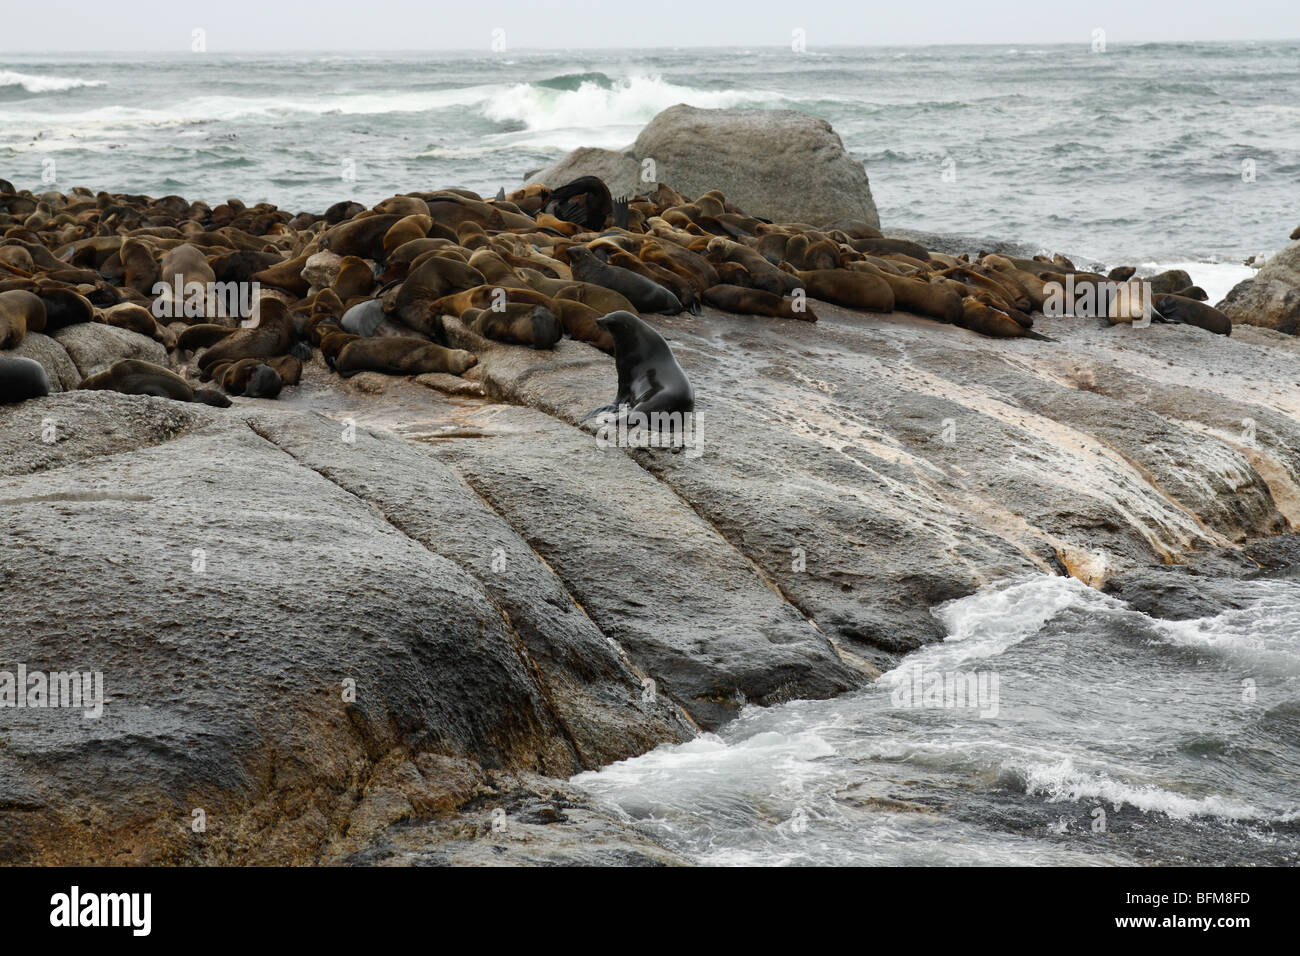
[5,0,1298,51]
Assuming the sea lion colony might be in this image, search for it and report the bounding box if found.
[0,174,1233,407]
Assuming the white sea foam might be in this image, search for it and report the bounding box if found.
[879,575,1118,678]
[1137,259,1256,305]
[1150,580,1300,675]
[0,70,105,93]
[1021,758,1275,821]
[480,73,771,132]
[0,85,500,129]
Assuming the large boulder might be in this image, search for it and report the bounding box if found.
[2,332,80,391]
[52,322,168,378]
[526,147,642,197]
[0,393,691,864]
[529,105,880,228]
[1216,241,1300,335]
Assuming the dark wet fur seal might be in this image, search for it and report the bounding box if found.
[542,176,613,230]
[582,310,694,422]
[0,355,50,404]
[1153,294,1232,336]
[567,246,684,315]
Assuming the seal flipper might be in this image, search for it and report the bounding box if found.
[581,401,622,423]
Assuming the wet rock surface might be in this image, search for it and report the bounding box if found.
[6,299,1300,865]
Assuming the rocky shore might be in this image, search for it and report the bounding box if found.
[6,299,1300,863]
[4,106,1300,866]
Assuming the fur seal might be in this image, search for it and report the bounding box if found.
[702,285,817,322]
[197,298,295,376]
[782,266,894,312]
[460,304,563,349]
[335,336,478,377]
[0,355,50,404]
[218,358,283,398]
[98,302,163,341]
[177,323,235,351]
[79,359,195,401]
[35,286,94,330]
[1153,294,1232,335]
[0,289,46,348]
[541,176,613,230]
[319,214,403,260]
[549,298,615,352]
[959,297,1046,339]
[582,310,694,422]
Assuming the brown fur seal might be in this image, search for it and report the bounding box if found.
[0,289,46,347]
[549,298,615,352]
[335,336,477,377]
[461,304,563,349]
[98,302,163,341]
[333,256,375,301]
[959,297,1045,339]
[702,285,817,322]
[177,323,235,351]
[319,214,403,259]
[781,266,894,312]
[430,284,553,317]
[79,359,195,401]
[706,237,801,296]
[197,298,295,376]
[555,281,638,316]
[321,330,360,367]
[218,358,283,398]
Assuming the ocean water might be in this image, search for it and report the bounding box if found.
[575,576,1300,866]
[3,43,1298,298]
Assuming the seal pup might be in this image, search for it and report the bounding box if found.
[0,356,50,404]
[582,310,694,423]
